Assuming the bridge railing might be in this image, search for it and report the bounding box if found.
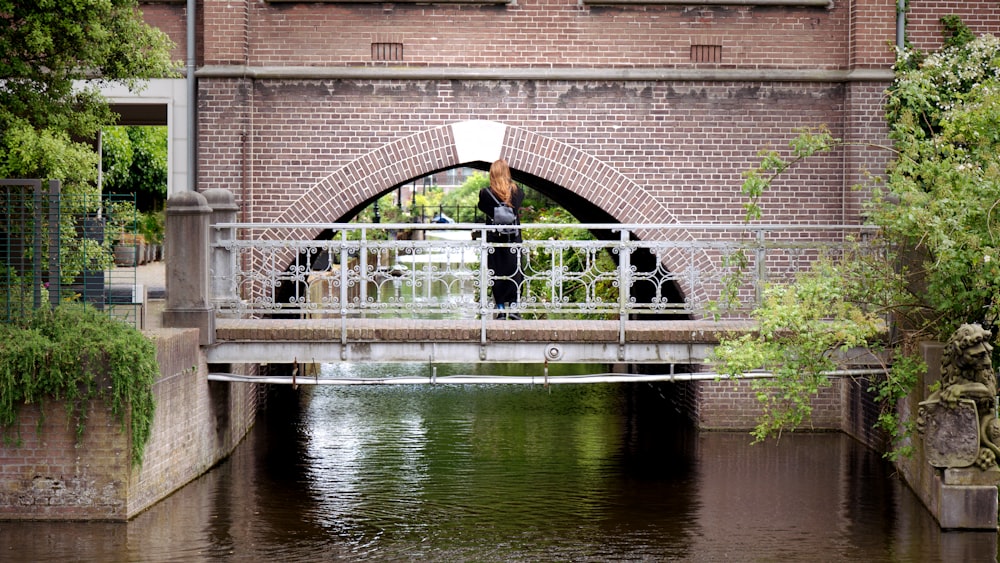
[209,222,879,321]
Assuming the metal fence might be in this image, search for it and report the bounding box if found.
[211,222,880,320]
[0,179,141,326]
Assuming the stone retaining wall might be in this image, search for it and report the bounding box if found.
[0,328,257,520]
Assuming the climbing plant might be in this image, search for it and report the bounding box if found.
[711,23,1000,458]
[0,304,158,467]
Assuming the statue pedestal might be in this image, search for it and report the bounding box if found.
[916,396,1000,529]
[944,466,1000,486]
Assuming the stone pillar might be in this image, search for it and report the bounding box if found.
[203,188,238,309]
[163,191,215,345]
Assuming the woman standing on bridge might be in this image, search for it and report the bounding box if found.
[478,158,524,320]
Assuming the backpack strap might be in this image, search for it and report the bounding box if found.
[487,189,503,207]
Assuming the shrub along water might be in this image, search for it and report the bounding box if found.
[0,304,158,467]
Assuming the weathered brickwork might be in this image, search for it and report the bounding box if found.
[196,78,866,227]
[0,329,258,520]
[694,377,883,440]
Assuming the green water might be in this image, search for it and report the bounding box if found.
[1,363,995,561]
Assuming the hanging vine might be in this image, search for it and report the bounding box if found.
[0,303,158,467]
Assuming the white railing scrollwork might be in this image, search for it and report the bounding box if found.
[210,222,879,323]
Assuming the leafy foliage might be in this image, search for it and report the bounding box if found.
[713,257,891,442]
[101,126,168,212]
[521,209,618,319]
[0,0,176,139]
[0,2,170,465]
[0,0,176,259]
[877,31,1000,338]
[440,171,487,222]
[0,304,158,467]
[713,25,1000,454]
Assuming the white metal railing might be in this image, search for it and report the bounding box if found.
[210,222,879,323]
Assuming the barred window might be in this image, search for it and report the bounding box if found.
[372,42,404,62]
[690,44,722,64]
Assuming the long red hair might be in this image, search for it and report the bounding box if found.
[489,159,517,205]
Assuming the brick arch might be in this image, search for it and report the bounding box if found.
[273,119,711,309]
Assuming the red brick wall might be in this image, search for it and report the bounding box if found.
[134,1,999,236]
[850,0,898,68]
[0,398,130,520]
[241,1,852,69]
[694,375,887,450]
[139,1,998,68]
[906,0,1000,52]
[197,78,865,226]
[696,377,846,431]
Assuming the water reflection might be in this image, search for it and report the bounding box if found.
[1,364,997,561]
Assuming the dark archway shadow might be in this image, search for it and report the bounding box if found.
[273,164,688,321]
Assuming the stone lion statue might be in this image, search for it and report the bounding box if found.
[923,323,999,469]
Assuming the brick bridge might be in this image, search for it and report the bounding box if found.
[121,0,996,435]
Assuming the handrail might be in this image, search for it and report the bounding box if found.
[209,222,879,344]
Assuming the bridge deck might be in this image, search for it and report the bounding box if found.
[207,318,756,364]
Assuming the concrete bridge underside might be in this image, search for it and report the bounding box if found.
[206,318,754,365]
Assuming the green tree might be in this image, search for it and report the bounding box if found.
[0,1,174,465]
[101,125,168,211]
[0,0,175,284]
[712,25,1000,455]
[440,171,488,222]
[0,0,175,185]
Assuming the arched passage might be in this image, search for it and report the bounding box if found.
[276,120,680,225]
[272,120,713,309]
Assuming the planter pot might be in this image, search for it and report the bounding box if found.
[114,244,139,267]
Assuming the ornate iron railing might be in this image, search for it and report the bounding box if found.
[210,222,879,321]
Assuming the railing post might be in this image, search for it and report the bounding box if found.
[163,190,215,345]
[203,188,238,310]
[479,227,489,354]
[618,228,630,360]
[46,180,61,309]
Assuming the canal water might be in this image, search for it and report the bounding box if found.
[1,362,997,562]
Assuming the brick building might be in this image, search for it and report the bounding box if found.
[128,0,998,229]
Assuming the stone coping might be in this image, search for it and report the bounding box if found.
[215,318,756,344]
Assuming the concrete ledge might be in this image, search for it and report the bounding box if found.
[214,318,754,343]
[208,318,753,363]
[198,65,894,83]
[938,481,998,530]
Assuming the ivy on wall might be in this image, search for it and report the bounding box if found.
[0,304,158,467]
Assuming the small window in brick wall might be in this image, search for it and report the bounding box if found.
[690,44,722,64]
[372,42,404,62]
